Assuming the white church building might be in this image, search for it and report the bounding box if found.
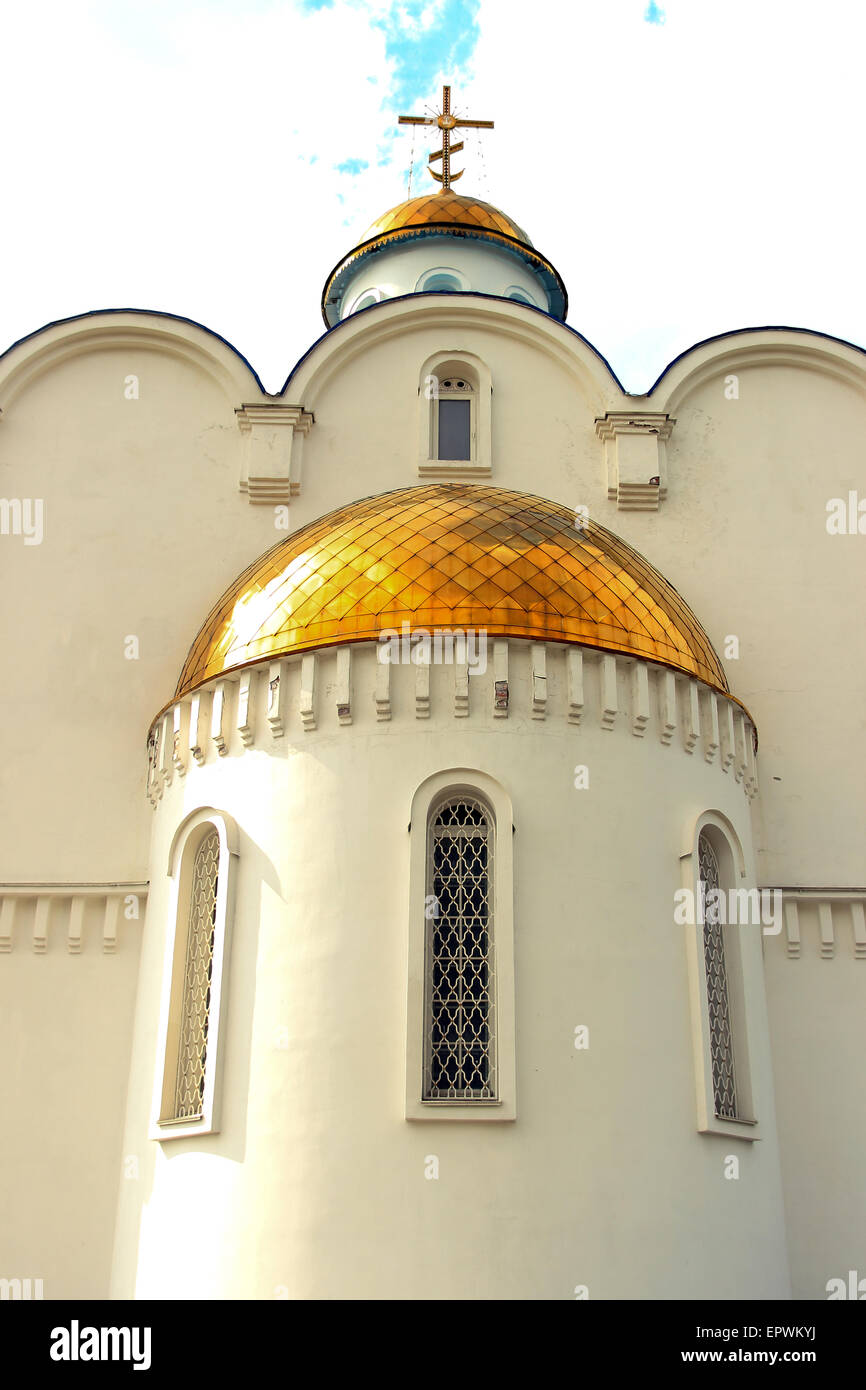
[1,93,864,1301]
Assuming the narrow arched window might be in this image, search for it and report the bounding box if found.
[424,796,496,1100]
[173,829,220,1119]
[153,810,237,1140]
[418,352,491,478]
[698,831,738,1120]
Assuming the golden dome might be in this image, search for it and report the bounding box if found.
[174,485,728,702]
[361,191,533,246]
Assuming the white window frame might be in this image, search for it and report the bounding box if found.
[418,350,492,478]
[681,810,762,1141]
[150,806,239,1141]
[503,284,538,307]
[406,769,516,1121]
[434,378,474,463]
[346,287,384,316]
[415,265,468,293]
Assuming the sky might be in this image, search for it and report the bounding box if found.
[2,0,866,393]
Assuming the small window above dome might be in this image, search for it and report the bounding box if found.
[424,274,460,293]
[346,288,384,316]
[416,266,467,294]
[504,286,537,306]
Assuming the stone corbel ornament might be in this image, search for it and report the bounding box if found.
[236,402,314,505]
[595,412,674,511]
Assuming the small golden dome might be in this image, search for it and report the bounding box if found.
[361,191,533,247]
[174,485,728,702]
[321,190,567,324]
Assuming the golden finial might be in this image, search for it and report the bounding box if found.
[398,84,493,189]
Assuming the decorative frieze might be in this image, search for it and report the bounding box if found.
[267,661,285,738]
[172,703,188,778]
[531,644,547,719]
[211,681,229,756]
[772,890,866,961]
[494,640,509,717]
[336,648,353,724]
[600,655,618,730]
[68,896,85,955]
[299,654,317,731]
[33,898,50,955]
[237,671,256,745]
[631,662,650,737]
[702,689,720,764]
[374,657,391,721]
[415,650,430,720]
[0,883,147,954]
[566,649,583,725]
[719,700,736,773]
[684,681,700,755]
[454,660,469,718]
[660,670,677,746]
[144,643,758,803]
[784,899,801,959]
[158,712,174,788]
[189,691,208,766]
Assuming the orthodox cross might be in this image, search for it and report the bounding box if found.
[398,84,493,188]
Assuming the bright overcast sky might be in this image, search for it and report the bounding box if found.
[3,0,865,393]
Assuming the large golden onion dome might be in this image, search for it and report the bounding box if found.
[321,190,567,325]
[174,485,728,702]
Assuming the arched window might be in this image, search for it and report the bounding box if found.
[152,809,238,1140]
[504,286,536,306]
[425,796,495,1100]
[423,273,461,293]
[682,811,759,1140]
[347,288,383,315]
[416,266,466,294]
[698,831,738,1120]
[418,352,492,477]
[406,770,515,1120]
[174,829,220,1119]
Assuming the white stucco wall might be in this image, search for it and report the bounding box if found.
[111,644,789,1300]
[0,900,141,1299]
[2,288,863,1300]
[764,909,866,1300]
[338,237,549,318]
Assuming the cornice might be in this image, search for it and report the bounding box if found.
[0,882,148,954]
[0,311,265,412]
[766,890,866,961]
[145,640,758,807]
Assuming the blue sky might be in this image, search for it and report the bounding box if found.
[2,0,865,392]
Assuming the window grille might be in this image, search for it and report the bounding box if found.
[174,829,220,1119]
[424,797,496,1100]
[699,832,738,1119]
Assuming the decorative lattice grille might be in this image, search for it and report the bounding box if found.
[424,797,496,1100]
[174,830,220,1119]
[699,832,738,1119]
